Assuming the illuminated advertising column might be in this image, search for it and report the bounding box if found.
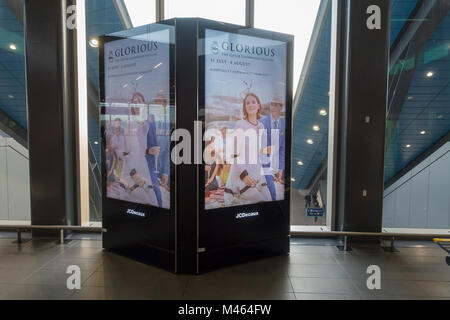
[99,19,293,274]
[100,24,176,271]
[198,25,293,272]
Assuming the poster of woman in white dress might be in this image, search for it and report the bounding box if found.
[204,29,287,210]
[103,29,171,209]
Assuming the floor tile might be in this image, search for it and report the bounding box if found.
[0,284,74,300]
[355,279,429,298]
[295,293,363,300]
[57,246,104,259]
[288,264,348,278]
[290,245,340,255]
[41,257,102,272]
[288,253,338,265]
[0,238,449,300]
[0,254,57,271]
[0,268,33,284]
[21,269,95,287]
[291,277,361,295]
[419,281,450,298]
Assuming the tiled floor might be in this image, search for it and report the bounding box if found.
[0,236,449,300]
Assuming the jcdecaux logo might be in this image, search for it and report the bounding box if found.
[126,209,146,217]
[236,211,259,219]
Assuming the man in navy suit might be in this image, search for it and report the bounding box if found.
[154,93,171,192]
[260,97,286,201]
[145,114,163,207]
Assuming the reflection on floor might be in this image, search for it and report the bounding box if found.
[0,235,449,300]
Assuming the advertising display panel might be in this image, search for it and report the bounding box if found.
[100,24,175,272]
[198,21,293,272]
[204,29,287,210]
[103,29,171,209]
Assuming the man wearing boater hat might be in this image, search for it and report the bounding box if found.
[153,91,171,192]
[144,113,163,207]
[260,96,286,201]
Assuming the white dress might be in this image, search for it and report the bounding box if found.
[224,119,272,206]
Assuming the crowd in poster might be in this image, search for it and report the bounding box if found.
[204,29,287,210]
[103,30,171,209]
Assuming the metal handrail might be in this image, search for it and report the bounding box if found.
[291,230,450,251]
[0,225,105,231]
[2,224,448,250]
[290,231,450,238]
[0,225,106,244]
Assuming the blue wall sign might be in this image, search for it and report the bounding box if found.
[307,208,324,217]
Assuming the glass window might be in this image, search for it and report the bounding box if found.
[165,0,245,25]
[0,1,27,134]
[85,0,132,223]
[382,0,450,231]
[288,2,331,229]
[255,0,321,87]
[124,0,156,27]
[0,0,30,224]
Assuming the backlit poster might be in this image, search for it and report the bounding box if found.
[204,29,287,210]
[103,29,171,209]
